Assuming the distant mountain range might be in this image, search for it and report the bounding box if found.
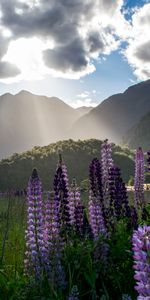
[71,80,150,145]
[1,80,150,158]
[0,91,91,158]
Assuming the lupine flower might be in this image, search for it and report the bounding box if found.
[44,191,65,289]
[132,225,150,298]
[24,168,47,279]
[108,166,130,221]
[68,285,79,300]
[134,147,145,210]
[89,190,107,240]
[121,181,131,218]
[89,158,106,225]
[101,139,113,208]
[89,157,109,271]
[89,158,103,201]
[74,202,84,234]
[68,179,81,226]
[128,206,138,230]
[53,154,70,228]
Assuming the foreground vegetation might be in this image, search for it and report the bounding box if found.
[0,193,148,300]
[0,140,150,299]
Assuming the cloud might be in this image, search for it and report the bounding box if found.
[43,38,89,72]
[0,0,129,80]
[135,41,150,63]
[0,61,20,78]
[75,90,99,108]
[0,33,20,78]
[124,3,150,80]
[77,92,89,99]
[72,97,98,109]
[2,0,149,82]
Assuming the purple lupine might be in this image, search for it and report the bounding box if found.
[24,168,47,279]
[108,166,130,221]
[89,190,107,240]
[88,185,108,272]
[53,154,70,228]
[67,178,85,234]
[89,158,103,202]
[132,225,150,298]
[89,157,107,225]
[128,206,138,230]
[74,202,84,235]
[68,179,81,226]
[134,147,145,210]
[44,191,65,289]
[101,140,113,208]
[68,285,79,300]
[121,181,131,218]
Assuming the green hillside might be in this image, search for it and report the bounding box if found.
[123,111,150,151]
[0,139,135,191]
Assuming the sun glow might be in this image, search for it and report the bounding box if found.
[2,37,51,82]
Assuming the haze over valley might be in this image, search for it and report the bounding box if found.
[1,80,150,159]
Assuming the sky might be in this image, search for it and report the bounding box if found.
[0,0,150,108]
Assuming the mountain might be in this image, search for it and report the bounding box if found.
[75,106,93,117]
[71,80,150,143]
[0,139,134,191]
[0,90,87,159]
[1,80,150,159]
[123,110,150,150]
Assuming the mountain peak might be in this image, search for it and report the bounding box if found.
[16,90,35,96]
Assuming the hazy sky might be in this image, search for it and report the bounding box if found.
[0,0,150,107]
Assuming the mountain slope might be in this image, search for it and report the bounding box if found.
[123,110,150,150]
[0,90,81,159]
[75,106,93,117]
[0,139,134,191]
[71,80,150,143]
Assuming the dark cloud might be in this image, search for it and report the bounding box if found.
[135,41,150,62]
[0,0,92,40]
[142,69,150,77]
[43,38,88,72]
[0,0,122,77]
[0,61,20,78]
[87,32,105,53]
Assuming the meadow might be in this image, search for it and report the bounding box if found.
[0,141,150,300]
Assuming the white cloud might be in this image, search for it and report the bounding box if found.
[71,97,98,108]
[124,3,150,80]
[0,0,131,81]
[1,0,150,82]
[74,90,99,108]
[77,91,89,98]
[2,37,48,82]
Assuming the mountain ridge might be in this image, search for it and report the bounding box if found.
[1,79,150,158]
[0,91,82,159]
[71,79,150,143]
[123,110,150,150]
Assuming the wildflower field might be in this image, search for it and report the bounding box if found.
[0,141,150,300]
